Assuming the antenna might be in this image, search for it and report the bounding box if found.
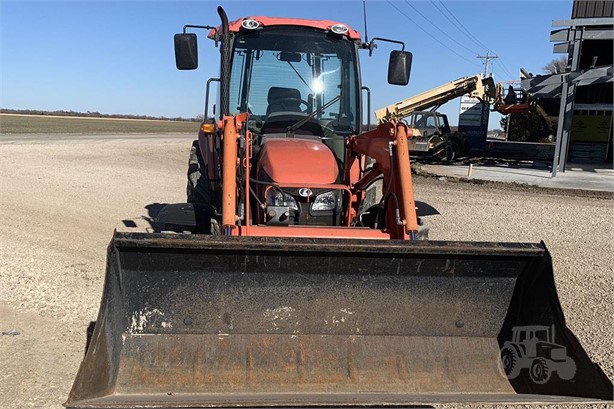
[362,1,369,43]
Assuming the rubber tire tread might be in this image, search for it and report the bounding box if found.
[187,140,214,205]
[529,357,552,384]
[500,346,521,379]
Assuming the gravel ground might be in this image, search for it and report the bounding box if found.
[0,134,612,409]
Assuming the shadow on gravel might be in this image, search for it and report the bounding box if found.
[414,155,552,171]
[145,203,168,220]
[122,220,138,228]
[142,203,169,232]
[118,203,169,232]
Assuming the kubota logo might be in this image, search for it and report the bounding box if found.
[499,325,576,384]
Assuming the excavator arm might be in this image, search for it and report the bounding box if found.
[375,75,496,124]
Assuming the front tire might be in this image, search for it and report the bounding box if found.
[530,358,551,384]
[187,140,213,205]
[185,140,220,234]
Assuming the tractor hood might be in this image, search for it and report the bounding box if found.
[259,138,338,184]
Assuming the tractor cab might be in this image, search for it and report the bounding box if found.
[227,25,360,173]
[173,13,412,228]
[512,326,552,344]
[228,27,359,138]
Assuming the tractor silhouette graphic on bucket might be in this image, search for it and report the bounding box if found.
[500,325,576,384]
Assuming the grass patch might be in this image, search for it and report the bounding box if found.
[0,114,200,134]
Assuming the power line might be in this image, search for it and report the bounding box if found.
[386,1,482,69]
[436,0,492,53]
[430,0,517,80]
[494,59,516,79]
[403,1,480,56]
[429,0,483,51]
[490,59,515,80]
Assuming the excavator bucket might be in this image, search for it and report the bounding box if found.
[66,232,612,408]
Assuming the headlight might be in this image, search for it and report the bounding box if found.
[241,19,261,30]
[266,188,298,211]
[330,24,349,35]
[312,191,341,212]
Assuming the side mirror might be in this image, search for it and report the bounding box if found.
[388,50,412,85]
[174,33,198,70]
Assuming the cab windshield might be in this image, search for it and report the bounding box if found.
[228,28,359,137]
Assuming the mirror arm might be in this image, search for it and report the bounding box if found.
[365,37,405,56]
[182,25,219,47]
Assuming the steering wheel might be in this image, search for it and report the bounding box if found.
[274,97,310,113]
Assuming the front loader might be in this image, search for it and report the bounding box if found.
[66,7,612,408]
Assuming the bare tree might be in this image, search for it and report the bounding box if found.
[542,56,568,74]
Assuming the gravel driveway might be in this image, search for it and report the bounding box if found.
[0,134,612,409]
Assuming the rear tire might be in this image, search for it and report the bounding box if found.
[432,142,454,163]
[449,140,460,160]
[447,134,466,159]
[500,346,521,379]
[187,140,213,205]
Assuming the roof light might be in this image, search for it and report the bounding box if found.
[241,19,261,30]
[330,24,348,35]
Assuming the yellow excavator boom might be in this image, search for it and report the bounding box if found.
[375,75,496,124]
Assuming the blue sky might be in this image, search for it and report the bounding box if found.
[1,1,571,127]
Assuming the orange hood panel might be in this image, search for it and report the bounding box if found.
[260,139,339,185]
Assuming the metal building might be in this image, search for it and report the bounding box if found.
[522,0,613,175]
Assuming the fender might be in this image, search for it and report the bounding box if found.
[503,340,526,358]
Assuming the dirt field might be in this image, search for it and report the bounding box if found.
[0,134,612,409]
[0,113,200,134]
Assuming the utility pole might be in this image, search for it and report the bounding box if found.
[477,52,498,77]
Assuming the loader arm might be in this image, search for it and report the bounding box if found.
[349,121,418,239]
[220,112,249,235]
[216,113,419,240]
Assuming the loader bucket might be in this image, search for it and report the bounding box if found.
[66,232,612,408]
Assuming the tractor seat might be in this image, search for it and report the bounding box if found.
[266,87,303,116]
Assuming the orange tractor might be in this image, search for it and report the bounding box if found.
[65,7,612,408]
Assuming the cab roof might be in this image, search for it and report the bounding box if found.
[208,16,362,41]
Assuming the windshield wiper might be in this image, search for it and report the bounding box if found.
[286,61,313,93]
[286,94,341,138]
